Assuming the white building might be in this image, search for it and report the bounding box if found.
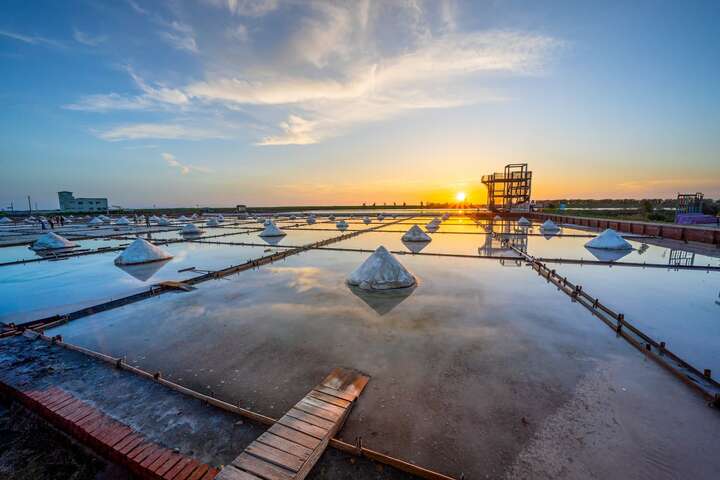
[58,191,108,212]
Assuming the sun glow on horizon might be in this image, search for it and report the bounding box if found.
[455,191,467,202]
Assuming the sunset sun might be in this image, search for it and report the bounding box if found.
[455,191,467,202]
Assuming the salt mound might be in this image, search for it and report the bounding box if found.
[191,213,198,220]
[585,229,632,250]
[363,216,371,224]
[181,223,202,235]
[347,246,416,291]
[329,215,336,221]
[260,222,286,237]
[494,215,502,221]
[114,238,173,265]
[264,219,273,226]
[31,232,78,250]
[0,217,12,224]
[290,215,297,220]
[442,213,450,220]
[307,217,316,225]
[88,217,103,225]
[402,225,432,242]
[377,214,385,221]
[149,215,161,223]
[431,217,441,225]
[517,217,531,226]
[99,215,111,222]
[425,222,439,232]
[540,219,560,232]
[216,214,224,222]
[206,218,219,227]
[336,220,349,230]
[178,215,190,221]
[158,218,170,226]
[115,217,130,225]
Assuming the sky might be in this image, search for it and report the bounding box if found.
[1,0,719,209]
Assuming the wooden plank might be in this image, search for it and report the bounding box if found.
[312,385,356,403]
[308,390,351,408]
[285,408,335,430]
[245,442,304,472]
[233,452,293,480]
[294,399,342,422]
[255,432,312,461]
[173,459,202,480]
[214,465,261,480]
[267,424,321,450]
[277,415,328,440]
[298,396,346,417]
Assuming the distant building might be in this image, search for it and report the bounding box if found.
[58,191,108,212]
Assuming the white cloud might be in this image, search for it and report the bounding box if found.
[162,152,212,174]
[73,29,107,46]
[159,21,198,53]
[126,0,148,15]
[0,29,63,48]
[98,123,227,141]
[206,0,279,17]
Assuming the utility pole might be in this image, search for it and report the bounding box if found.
[27,196,32,213]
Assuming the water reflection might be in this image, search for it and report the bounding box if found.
[260,235,284,246]
[347,284,416,315]
[402,240,429,254]
[584,247,631,262]
[115,259,172,282]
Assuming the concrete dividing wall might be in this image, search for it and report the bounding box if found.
[527,212,720,246]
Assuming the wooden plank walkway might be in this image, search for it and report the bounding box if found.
[5,384,219,480]
[217,368,369,480]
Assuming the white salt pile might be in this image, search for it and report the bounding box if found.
[290,215,297,220]
[517,217,531,226]
[260,222,286,237]
[347,246,416,291]
[115,217,130,226]
[377,214,385,221]
[307,216,316,225]
[191,213,198,220]
[329,215,336,221]
[88,217,104,225]
[114,238,173,265]
[363,216,371,224]
[402,225,432,242]
[178,215,190,221]
[336,220,349,230]
[540,219,560,232]
[206,218,219,227]
[442,213,450,220]
[0,217,12,224]
[31,232,78,250]
[158,218,170,226]
[585,229,633,250]
[149,215,161,223]
[181,223,202,235]
[264,219,273,226]
[494,215,502,221]
[216,214,224,222]
[99,215,111,222]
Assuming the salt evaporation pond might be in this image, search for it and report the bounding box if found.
[45,248,720,479]
[546,263,720,373]
[0,237,132,264]
[526,235,720,266]
[0,242,270,324]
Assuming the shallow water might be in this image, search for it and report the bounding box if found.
[0,242,270,324]
[0,237,131,263]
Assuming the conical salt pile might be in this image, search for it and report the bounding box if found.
[540,219,560,232]
[585,229,632,250]
[442,213,450,220]
[347,246,416,291]
[329,215,336,221]
[178,215,190,221]
[260,222,286,237]
[207,218,219,227]
[158,218,170,226]
[431,217,441,225]
[517,217,531,226]
[336,220,349,230]
[494,215,502,221]
[0,217,12,224]
[290,215,297,220]
[402,225,432,242]
[181,223,202,235]
[216,214,224,222]
[363,216,371,224]
[149,215,161,223]
[114,238,173,265]
[115,217,130,225]
[307,216,316,225]
[377,214,385,221]
[99,215,111,222]
[31,232,78,250]
[88,217,103,225]
[264,219,273,226]
[191,213,198,219]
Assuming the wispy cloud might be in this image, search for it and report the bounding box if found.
[0,29,63,48]
[98,123,227,141]
[126,0,148,16]
[159,21,198,53]
[206,0,279,17]
[161,152,212,174]
[73,29,107,46]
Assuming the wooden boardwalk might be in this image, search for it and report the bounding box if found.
[217,368,369,480]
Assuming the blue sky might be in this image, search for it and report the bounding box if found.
[1,0,719,209]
